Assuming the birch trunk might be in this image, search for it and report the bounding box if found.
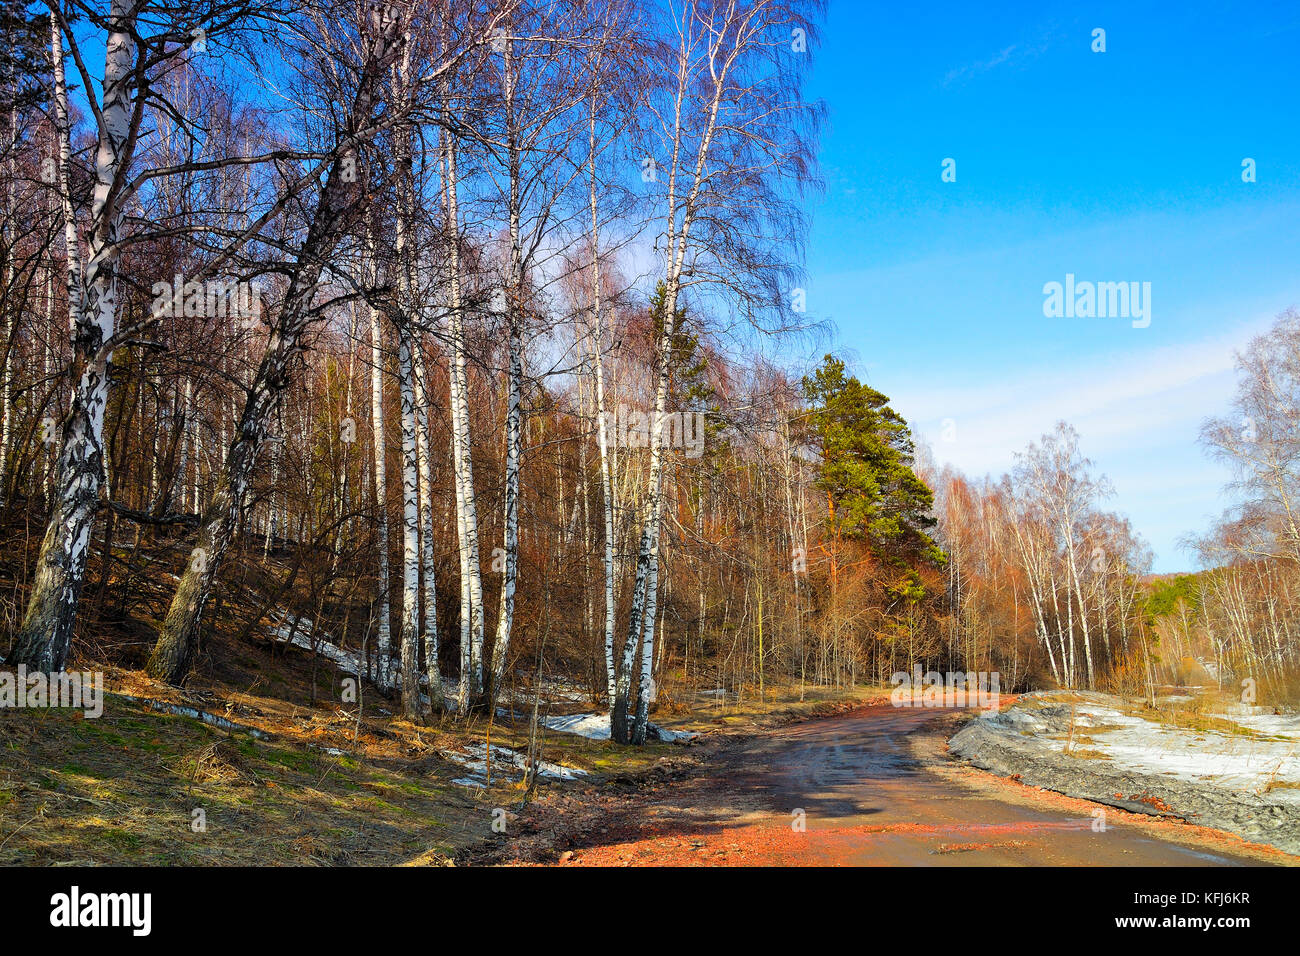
[614,293,676,743]
[631,533,662,743]
[42,269,54,503]
[146,12,403,683]
[50,16,80,336]
[587,92,618,710]
[368,250,393,687]
[10,2,136,671]
[189,383,201,512]
[618,31,727,743]
[396,322,421,716]
[488,31,522,703]
[413,344,445,711]
[394,42,421,718]
[488,318,521,700]
[1,83,13,494]
[175,380,191,514]
[440,124,485,712]
[1063,512,1096,688]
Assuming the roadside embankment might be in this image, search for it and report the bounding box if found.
[949,690,1300,854]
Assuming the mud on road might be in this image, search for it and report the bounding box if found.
[476,705,1295,866]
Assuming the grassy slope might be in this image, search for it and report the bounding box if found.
[0,506,876,865]
[0,646,873,865]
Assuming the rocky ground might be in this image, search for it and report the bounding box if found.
[948,690,1300,854]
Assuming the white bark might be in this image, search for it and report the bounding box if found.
[587,89,618,710]
[394,41,422,717]
[50,16,81,335]
[368,245,393,688]
[489,30,523,702]
[175,380,191,513]
[397,321,421,716]
[11,0,136,671]
[1,77,15,494]
[440,123,485,711]
[619,16,730,743]
[413,343,445,710]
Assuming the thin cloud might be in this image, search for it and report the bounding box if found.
[941,23,1058,88]
[943,44,1020,86]
[905,326,1258,477]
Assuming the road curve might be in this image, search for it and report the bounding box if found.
[562,705,1283,866]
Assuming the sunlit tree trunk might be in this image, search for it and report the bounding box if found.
[586,89,618,711]
[367,245,393,688]
[618,24,727,743]
[413,344,445,711]
[11,2,137,671]
[440,122,485,712]
[396,319,422,716]
[489,29,523,703]
[394,41,422,717]
[146,10,403,683]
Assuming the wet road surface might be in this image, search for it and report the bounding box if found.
[563,705,1281,866]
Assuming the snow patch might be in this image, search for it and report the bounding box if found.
[439,742,588,788]
[951,691,1300,853]
[542,712,612,739]
[540,712,699,743]
[1225,713,1300,740]
[123,696,270,739]
[964,692,1300,801]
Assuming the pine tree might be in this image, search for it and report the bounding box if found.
[802,354,944,578]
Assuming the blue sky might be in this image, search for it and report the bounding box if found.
[802,0,1300,572]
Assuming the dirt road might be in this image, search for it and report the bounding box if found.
[549,705,1289,866]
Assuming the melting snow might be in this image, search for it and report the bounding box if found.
[123,696,270,739]
[270,610,698,746]
[542,712,613,739]
[540,712,699,743]
[983,695,1300,800]
[440,742,588,788]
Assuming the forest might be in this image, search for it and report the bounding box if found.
[1,0,1298,770]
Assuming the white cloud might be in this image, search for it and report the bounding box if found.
[900,323,1267,479]
[887,316,1284,571]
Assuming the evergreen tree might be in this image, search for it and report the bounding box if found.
[802,354,944,575]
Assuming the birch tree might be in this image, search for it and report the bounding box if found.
[439,116,485,711]
[366,231,393,687]
[1201,309,1300,567]
[391,25,424,717]
[482,0,617,705]
[146,3,409,682]
[613,0,822,743]
[11,0,276,671]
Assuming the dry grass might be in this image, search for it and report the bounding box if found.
[0,602,873,867]
[1136,699,1290,741]
[1018,689,1291,742]
[1,664,855,864]
[665,681,886,735]
[1063,748,1114,761]
[0,668,699,866]
[0,690,482,865]
[0,513,877,866]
